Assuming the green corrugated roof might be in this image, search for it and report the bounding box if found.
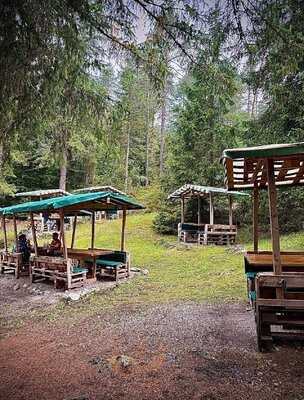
[1,191,144,215]
[52,192,143,210]
[222,142,304,160]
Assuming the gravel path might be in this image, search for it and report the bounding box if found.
[1,302,304,400]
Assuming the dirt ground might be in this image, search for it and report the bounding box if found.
[1,294,304,400]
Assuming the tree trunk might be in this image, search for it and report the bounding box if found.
[145,90,150,186]
[59,145,68,190]
[85,157,95,186]
[124,124,130,193]
[159,75,168,176]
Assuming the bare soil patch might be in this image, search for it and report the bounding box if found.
[1,301,304,400]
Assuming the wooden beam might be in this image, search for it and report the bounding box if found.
[259,163,268,187]
[197,196,201,225]
[181,196,185,223]
[71,214,77,249]
[13,215,19,252]
[2,216,8,252]
[266,158,282,276]
[225,158,234,189]
[30,212,38,256]
[293,161,304,184]
[252,184,259,252]
[228,195,233,226]
[121,209,127,251]
[59,209,71,289]
[209,192,214,225]
[250,159,264,184]
[91,211,95,249]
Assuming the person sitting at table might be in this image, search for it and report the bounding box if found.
[47,232,62,256]
[18,233,31,264]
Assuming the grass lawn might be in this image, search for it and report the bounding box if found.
[67,212,247,308]
[4,212,304,323]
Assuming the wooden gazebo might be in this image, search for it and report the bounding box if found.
[0,191,144,288]
[168,184,248,245]
[222,142,304,350]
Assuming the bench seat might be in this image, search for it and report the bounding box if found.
[96,259,123,269]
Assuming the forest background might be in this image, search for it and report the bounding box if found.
[1,0,304,234]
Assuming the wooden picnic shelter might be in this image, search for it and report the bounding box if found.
[0,191,144,289]
[222,141,304,350]
[168,184,248,245]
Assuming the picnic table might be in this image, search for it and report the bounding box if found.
[67,248,113,279]
[245,251,304,270]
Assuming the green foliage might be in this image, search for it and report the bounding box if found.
[133,185,163,213]
[167,55,239,188]
[153,206,180,235]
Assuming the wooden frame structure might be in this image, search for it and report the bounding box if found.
[1,191,144,289]
[15,189,70,232]
[73,186,127,220]
[222,141,304,350]
[168,184,247,245]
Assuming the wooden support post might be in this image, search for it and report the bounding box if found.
[13,215,19,252]
[71,214,77,249]
[228,195,233,226]
[266,158,282,276]
[209,193,214,225]
[181,196,185,224]
[91,211,95,249]
[30,212,38,256]
[121,209,127,251]
[198,197,201,226]
[253,184,259,253]
[2,215,8,252]
[60,209,71,289]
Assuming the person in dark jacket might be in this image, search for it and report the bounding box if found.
[18,234,31,264]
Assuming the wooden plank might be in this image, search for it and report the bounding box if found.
[250,159,264,184]
[181,196,185,223]
[228,195,233,226]
[209,192,214,225]
[2,216,8,252]
[256,298,304,308]
[121,209,127,251]
[253,183,259,252]
[258,274,304,288]
[225,158,234,189]
[266,158,282,277]
[13,215,19,251]
[197,196,201,225]
[71,214,77,249]
[30,212,38,257]
[293,161,304,184]
[275,159,292,182]
[259,162,268,187]
[245,252,304,266]
[59,209,71,289]
[91,211,95,249]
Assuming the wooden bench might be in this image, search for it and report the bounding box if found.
[198,224,237,245]
[178,223,205,243]
[256,272,304,350]
[30,256,87,290]
[0,251,24,278]
[244,251,304,307]
[86,250,130,283]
